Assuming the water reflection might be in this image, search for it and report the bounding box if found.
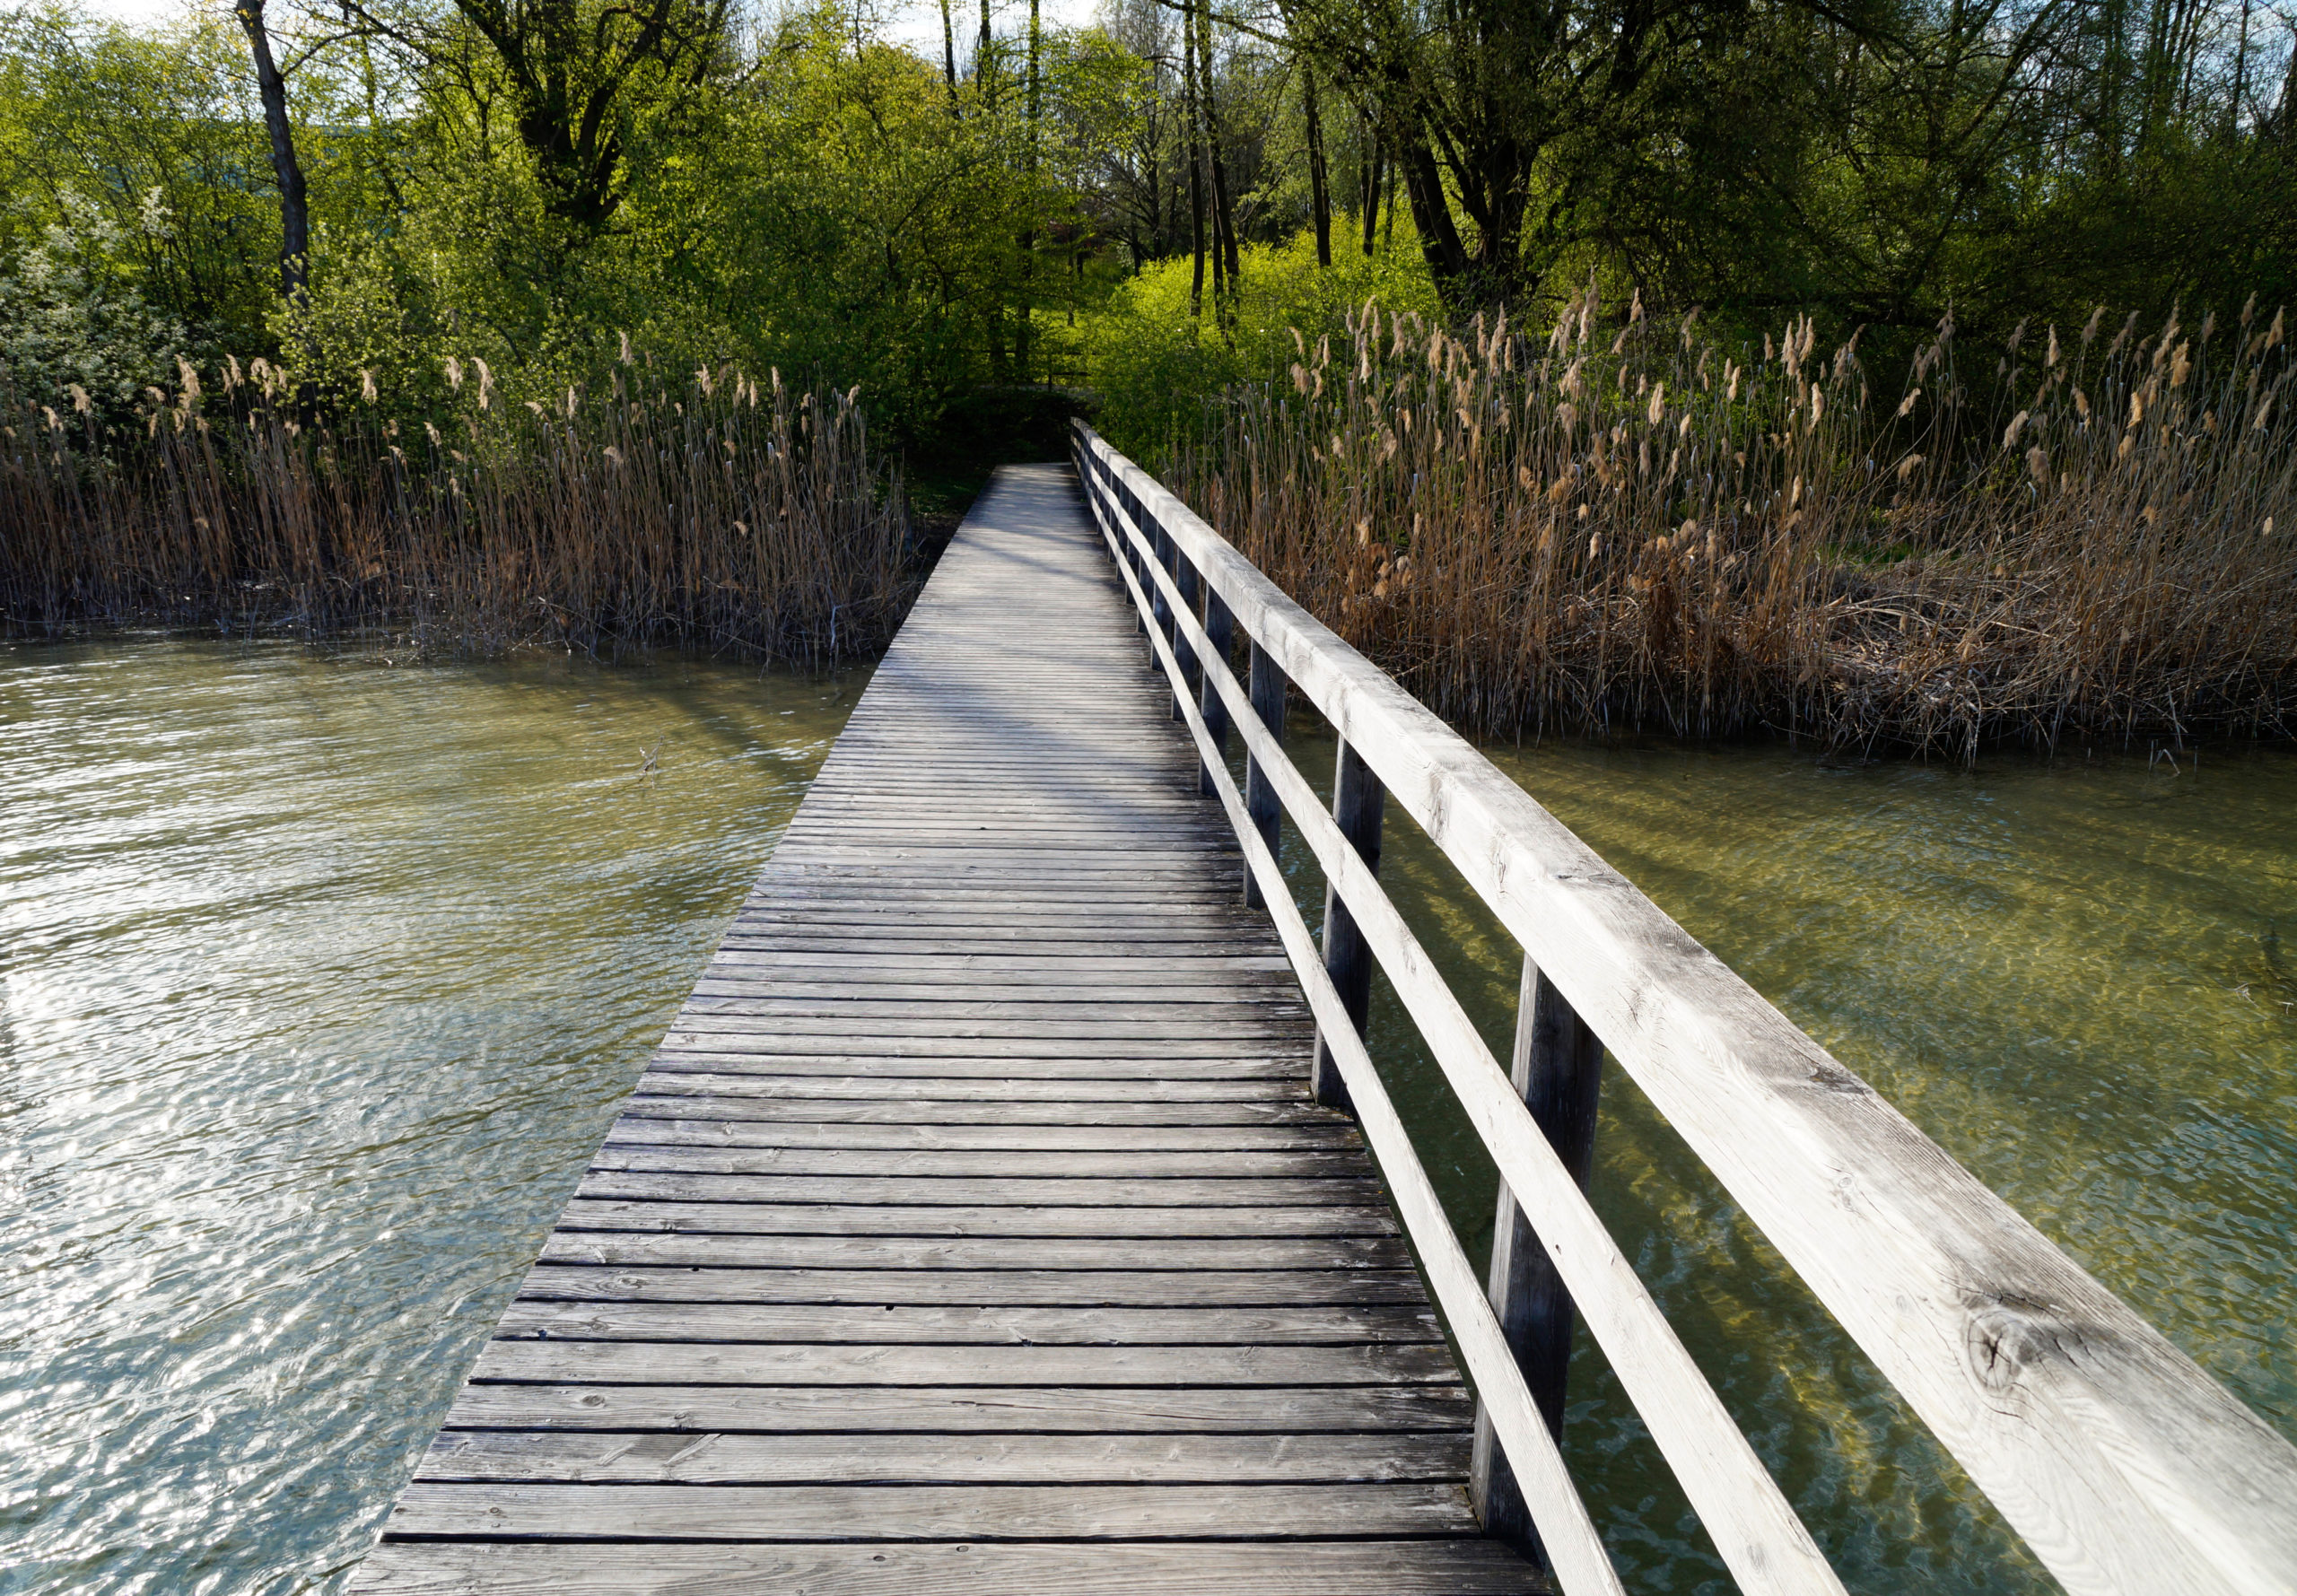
[1268,727,2297,1594]
[0,640,863,1595]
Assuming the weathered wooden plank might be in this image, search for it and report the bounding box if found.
[616,1095,1331,1129]
[651,1037,1306,1068]
[772,827,1234,846]
[441,1382,1477,1434]
[535,1233,1413,1271]
[703,959,1298,982]
[705,948,1292,971]
[642,1051,1300,1081]
[654,1032,1321,1061]
[469,1340,1460,1387]
[719,931,1284,954]
[584,1145,1372,1177]
[383,1481,1481,1539]
[573,1172,1384,1206]
[515,1265,1434,1306]
[491,1301,1439,1344]
[729,891,1253,911]
[671,1005,1312,1034]
[743,876,1261,898]
[689,980,1302,1006]
[413,1429,1468,1485]
[629,1071,1302,1103]
[766,845,1243,866]
[552,1198,1400,1238]
[599,1121,1358,1153]
[348,1541,1550,1596]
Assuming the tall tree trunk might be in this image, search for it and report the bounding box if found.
[1028,0,1041,127]
[1304,65,1332,268]
[234,0,309,302]
[2101,0,2127,176]
[978,0,994,110]
[978,0,1003,373]
[1146,60,1163,261]
[1185,0,1207,318]
[1361,115,1381,257]
[1201,0,1239,294]
[2231,0,2252,126]
[1393,112,1476,300]
[1018,0,1042,383]
[939,0,959,111]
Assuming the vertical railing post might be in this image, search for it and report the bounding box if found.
[1309,740,1382,1112]
[1151,522,1175,682]
[1172,550,1201,725]
[1241,642,1286,908]
[1087,448,1114,566]
[1471,954,1606,1564]
[1198,589,1233,797]
[1122,483,1148,637]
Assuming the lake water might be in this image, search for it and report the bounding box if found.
[0,641,865,1594]
[1271,726,2297,1593]
[2,637,2291,1594]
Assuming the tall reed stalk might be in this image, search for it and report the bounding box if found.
[0,356,914,660]
[1171,294,2297,754]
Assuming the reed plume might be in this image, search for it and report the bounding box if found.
[0,357,914,661]
[1167,293,2297,754]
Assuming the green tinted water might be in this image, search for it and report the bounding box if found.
[1269,727,2297,1593]
[3,640,2292,1593]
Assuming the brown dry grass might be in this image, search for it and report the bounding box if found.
[0,356,913,661]
[1169,294,2297,754]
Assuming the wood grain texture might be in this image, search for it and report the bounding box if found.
[349,1540,1551,1595]
[490,1301,1443,1344]
[1078,422,2297,1596]
[438,1382,1479,1435]
[513,1264,1436,1305]
[383,1481,1482,1539]
[350,463,1539,1594]
[413,1429,1469,1484]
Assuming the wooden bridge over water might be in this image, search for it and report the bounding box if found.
[351,438,2297,1594]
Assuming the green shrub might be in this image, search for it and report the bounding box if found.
[1086,225,1439,460]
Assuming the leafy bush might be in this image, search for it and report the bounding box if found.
[0,191,187,414]
[1086,226,1439,458]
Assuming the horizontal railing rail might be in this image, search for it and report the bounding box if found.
[1070,418,2297,1596]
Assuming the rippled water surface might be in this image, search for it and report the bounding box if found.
[1280,728,2297,1594]
[0,640,863,1594]
[5,635,2294,1596]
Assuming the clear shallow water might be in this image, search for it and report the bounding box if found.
[3,638,2293,1596]
[0,640,864,1594]
[1269,728,2297,1594]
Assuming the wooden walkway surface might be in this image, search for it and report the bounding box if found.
[351,464,1543,1594]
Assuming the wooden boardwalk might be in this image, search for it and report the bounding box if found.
[351,465,1545,1593]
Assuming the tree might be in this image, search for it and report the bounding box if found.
[233,0,310,300]
[339,0,735,230]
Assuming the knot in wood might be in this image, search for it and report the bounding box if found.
[1804,1061,1869,1095]
[1962,1290,2077,1393]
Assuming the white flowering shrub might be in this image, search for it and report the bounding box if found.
[0,189,187,414]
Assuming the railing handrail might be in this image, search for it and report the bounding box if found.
[1071,419,2297,1596]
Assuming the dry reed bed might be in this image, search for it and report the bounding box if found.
[0,358,914,660]
[1170,296,2297,754]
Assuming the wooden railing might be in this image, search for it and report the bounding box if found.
[1071,419,2297,1596]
